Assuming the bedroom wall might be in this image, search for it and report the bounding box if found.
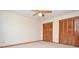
[0,11,79,46]
[0,12,5,45]
[41,11,79,43]
[0,11,41,46]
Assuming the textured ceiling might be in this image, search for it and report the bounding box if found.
[8,10,79,19]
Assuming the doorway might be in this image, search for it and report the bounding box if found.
[43,22,53,42]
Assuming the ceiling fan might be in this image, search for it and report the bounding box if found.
[32,10,52,17]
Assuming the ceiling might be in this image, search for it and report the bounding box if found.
[8,10,79,19]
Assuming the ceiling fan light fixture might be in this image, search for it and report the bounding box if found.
[32,10,52,17]
[38,13,43,16]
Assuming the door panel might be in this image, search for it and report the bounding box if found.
[67,18,74,45]
[74,19,79,46]
[43,22,53,42]
[63,20,68,44]
[59,20,64,44]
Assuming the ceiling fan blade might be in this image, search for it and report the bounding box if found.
[32,10,52,13]
[33,13,45,17]
[33,13,38,16]
[42,11,52,13]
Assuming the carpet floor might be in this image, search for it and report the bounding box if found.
[5,41,77,48]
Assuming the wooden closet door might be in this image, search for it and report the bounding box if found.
[43,22,53,42]
[59,18,74,45]
[59,20,64,44]
[74,18,79,46]
[63,19,68,44]
[59,20,68,44]
[67,18,74,45]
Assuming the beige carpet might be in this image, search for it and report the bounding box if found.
[5,41,77,48]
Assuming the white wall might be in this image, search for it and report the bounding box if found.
[0,11,41,46]
[41,11,79,43]
[0,11,79,46]
[0,12,5,45]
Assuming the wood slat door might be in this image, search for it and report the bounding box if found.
[43,22,53,42]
